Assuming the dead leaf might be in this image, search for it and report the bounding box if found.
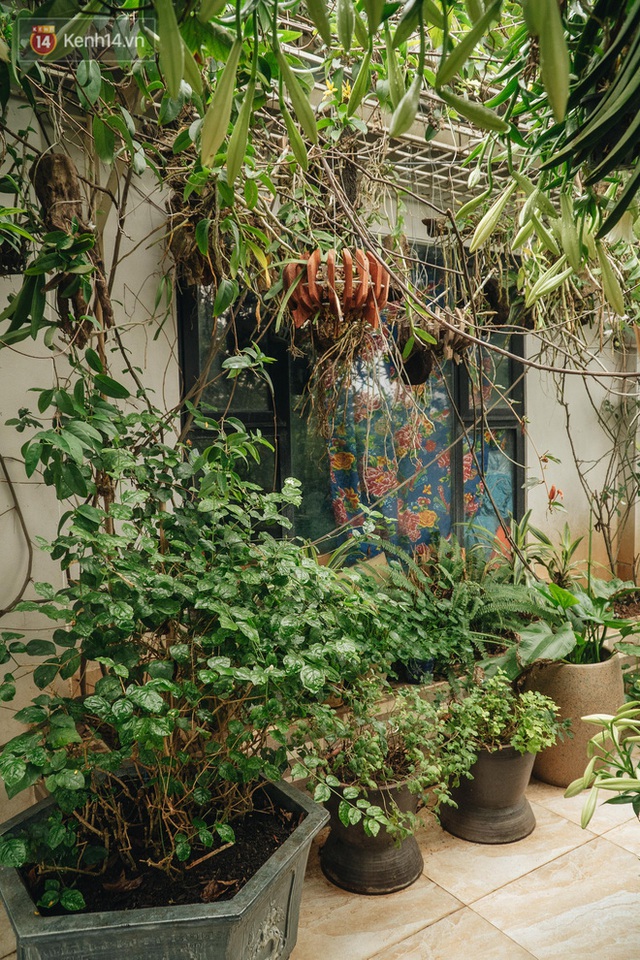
[201,878,238,903]
[102,872,144,893]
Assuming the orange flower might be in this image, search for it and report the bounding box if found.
[418,509,438,528]
[331,451,356,471]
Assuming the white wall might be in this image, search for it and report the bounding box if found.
[525,335,638,577]
[0,107,180,808]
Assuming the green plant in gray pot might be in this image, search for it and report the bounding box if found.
[436,671,567,843]
[290,677,444,895]
[0,391,397,959]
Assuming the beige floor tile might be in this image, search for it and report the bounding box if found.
[0,903,15,960]
[527,777,636,834]
[291,847,462,960]
[473,836,640,960]
[417,802,591,904]
[602,816,640,856]
[367,907,537,960]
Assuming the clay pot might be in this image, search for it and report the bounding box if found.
[320,782,423,895]
[440,747,536,844]
[525,654,625,788]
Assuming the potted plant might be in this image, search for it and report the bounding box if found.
[565,700,640,828]
[493,576,640,787]
[436,671,567,843]
[289,677,444,895]
[0,392,395,959]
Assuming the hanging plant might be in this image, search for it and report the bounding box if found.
[282,246,391,343]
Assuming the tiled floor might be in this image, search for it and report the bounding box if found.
[0,779,637,960]
[291,778,640,960]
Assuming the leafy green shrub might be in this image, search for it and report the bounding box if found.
[289,677,443,839]
[436,670,568,789]
[0,400,393,908]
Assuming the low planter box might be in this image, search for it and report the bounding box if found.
[0,780,327,960]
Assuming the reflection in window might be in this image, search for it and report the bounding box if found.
[179,251,524,552]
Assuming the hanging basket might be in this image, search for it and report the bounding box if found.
[282,247,391,338]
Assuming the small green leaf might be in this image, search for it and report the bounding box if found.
[0,837,27,868]
[313,782,331,802]
[213,278,238,317]
[92,116,115,163]
[33,663,59,689]
[195,218,211,256]
[60,889,86,912]
[25,639,56,657]
[216,823,235,844]
[94,374,130,399]
[84,349,103,376]
[76,59,102,106]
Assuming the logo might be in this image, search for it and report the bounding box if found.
[30,24,56,56]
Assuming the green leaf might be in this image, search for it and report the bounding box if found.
[33,663,60,689]
[76,59,102,106]
[338,799,351,827]
[216,823,235,844]
[94,374,130,399]
[47,768,85,791]
[47,716,81,748]
[23,442,42,478]
[213,278,238,316]
[0,756,26,788]
[92,116,115,163]
[518,621,577,666]
[300,665,324,693]
[313,782,331,802]
[60,889,86,912]
[14,705,47,724]
[195,218,211,256]
[25,639,57,657]
[244,178,258,209]
[175,833,191,862]
[37,389,55,413]
[38,889,59,910]
[126,686,166,713]
[0,838,28,868]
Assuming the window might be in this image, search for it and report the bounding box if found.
[178,252,525,552]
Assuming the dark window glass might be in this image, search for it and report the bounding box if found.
[178,249,525,549]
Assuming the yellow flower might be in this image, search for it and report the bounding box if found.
[342,80,351,101]
[323,79,337,101]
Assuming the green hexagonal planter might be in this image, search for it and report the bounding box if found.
[0,781,327,960]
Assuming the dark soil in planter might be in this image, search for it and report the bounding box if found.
[20,799,301,916]
[614,592,640,619]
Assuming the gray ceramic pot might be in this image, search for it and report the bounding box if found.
[440,747,536,844]
[0,780,327,960]
[320,782,423,895]
[526,654,625,788]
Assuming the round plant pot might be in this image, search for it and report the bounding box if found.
[0,781,327,960]
[525,654,625,788]
[320,782,423,895]
[440,747,536,844]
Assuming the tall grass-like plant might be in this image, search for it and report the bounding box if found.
[565,701,640,827]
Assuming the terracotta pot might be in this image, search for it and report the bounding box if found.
[320,782,423,895]
[525,654,625,788]
[440,747,536,844]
